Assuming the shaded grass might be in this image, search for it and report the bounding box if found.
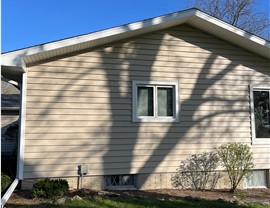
[7,196,269,208]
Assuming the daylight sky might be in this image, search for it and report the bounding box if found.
[2,0,270,52]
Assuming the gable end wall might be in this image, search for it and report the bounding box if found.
[23,24,270,189]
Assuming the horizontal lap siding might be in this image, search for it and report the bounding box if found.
[24,24,270,179]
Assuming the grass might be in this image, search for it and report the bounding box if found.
[8,196,270,208]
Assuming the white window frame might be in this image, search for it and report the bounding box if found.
[244,169,268,189]
[250,85,270,145]
[132,80,179,122]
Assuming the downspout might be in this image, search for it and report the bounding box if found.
[1,71,27,207]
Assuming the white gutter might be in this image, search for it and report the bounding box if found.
[1,69,27,207]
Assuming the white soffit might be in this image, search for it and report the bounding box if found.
[2,9,270,67]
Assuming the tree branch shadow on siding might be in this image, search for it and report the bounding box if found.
[99,24,269,189]
[22,24,269,189]
[100,36,161,178]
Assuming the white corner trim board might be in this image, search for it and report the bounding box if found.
[17,72,27,179]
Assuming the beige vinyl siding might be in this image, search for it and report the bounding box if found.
[24,24,270,179]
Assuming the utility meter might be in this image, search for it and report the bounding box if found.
[78,164,88,176]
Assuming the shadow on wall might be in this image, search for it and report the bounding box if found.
[22,24,269,189]
[100,25,269,188]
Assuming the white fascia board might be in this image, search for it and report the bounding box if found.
[1,9,196,67]
[2,8,269,67]
[194,10,270,47]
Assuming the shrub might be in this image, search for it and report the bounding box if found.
[32,178,69,199]
[171,151,221,190]
[1,173,12,193]
[217,143,254,193]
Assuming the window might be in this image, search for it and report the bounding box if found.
[132,81,179,122]
[250,85,270,144]
[244,170,268,188]
[105,174,136,189]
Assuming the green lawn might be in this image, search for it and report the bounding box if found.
[8,196,270,208]
[66,196,268,208]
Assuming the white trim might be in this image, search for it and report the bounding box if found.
[17,72,27,179]
[2,9,269,68]
[250,85,270,145]
[132,80,179,123]
[244,186,268,189]
[243,169,268,189]
[1,9,195,67]
[194,10,268,47]
[1,179,19,207]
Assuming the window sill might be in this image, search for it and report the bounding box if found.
[252,139,270,145]
[244,186,268,189]
[133,117,179,123]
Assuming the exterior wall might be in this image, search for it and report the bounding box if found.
[138,172,234,190]
[21,172,234,190]
[23,24,270,188]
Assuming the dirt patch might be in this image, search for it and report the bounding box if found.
[5,188,270,207]
[132,189,270,203]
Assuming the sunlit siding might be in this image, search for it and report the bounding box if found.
[23,24,270,179]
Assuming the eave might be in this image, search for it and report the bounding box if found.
[2,8,270,68]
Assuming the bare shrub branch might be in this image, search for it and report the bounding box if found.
[171,151,221,190]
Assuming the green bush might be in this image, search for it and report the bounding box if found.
[218,143,254,193]
[1,173,12,193]
[32,178,69,199]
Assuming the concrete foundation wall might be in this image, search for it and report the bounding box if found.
[21,170,262,191]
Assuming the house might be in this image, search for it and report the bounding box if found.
[1,94,20,156]
[1,94,20,184]
[1,8,269,201]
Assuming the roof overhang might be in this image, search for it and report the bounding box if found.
[1,65,25,84]
[2,8,270,68]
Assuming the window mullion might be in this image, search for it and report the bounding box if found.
[154,86,157,118]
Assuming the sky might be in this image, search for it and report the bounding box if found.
[1,0,270,53]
